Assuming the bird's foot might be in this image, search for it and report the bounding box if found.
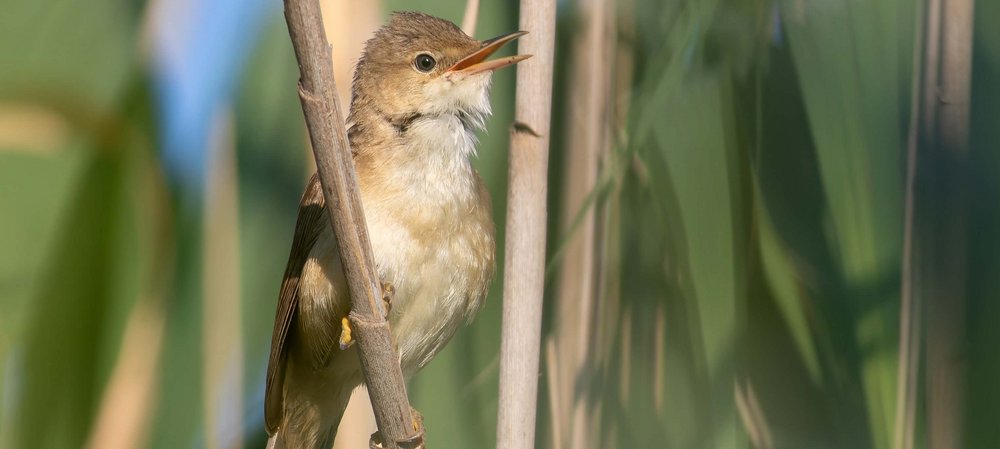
[338,316,354,350]
[340,282,392,350]
[381,281,395,318]
[367,407,425,449]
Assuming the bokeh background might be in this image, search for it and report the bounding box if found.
[1,0,999,448]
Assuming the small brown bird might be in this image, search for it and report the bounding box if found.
[264,12,529,449]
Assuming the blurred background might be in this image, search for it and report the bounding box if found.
[1,0,998,448]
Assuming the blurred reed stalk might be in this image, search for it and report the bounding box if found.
[321,0,381,130]
[201,110,244,449]
[305,0,383,177]
[548,0,614,447]
[84,136,174,449]
[0,104,71,155]
[893,0,929,446]
[461,0,480,36]
[734,380,773,449]
[85,298,166,449]
[602,0,633,427]
[908,0,975,447]
[496,0,556,447]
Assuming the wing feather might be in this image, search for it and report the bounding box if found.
[264,174,326,435]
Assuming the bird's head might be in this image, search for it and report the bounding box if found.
[350,11,529,125]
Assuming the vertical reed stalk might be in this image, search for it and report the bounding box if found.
[496,0,557,447]
[903,0,976,447]
[893,1,928,448]
[201,111,243,449]
[461,0,480,37]
[550,0,614,447]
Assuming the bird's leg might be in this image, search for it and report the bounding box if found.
[340,282,394,350]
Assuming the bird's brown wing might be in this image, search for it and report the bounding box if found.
[264,173,326,435]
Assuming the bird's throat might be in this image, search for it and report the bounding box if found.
[351,108,483,208]
[394,112,480,202]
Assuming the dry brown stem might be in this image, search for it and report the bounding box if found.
[282,1,420,448]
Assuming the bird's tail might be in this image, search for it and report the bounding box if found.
[266,383,353,449]
[265,433,281,449]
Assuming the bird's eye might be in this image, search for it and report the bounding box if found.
[414,53,436,72]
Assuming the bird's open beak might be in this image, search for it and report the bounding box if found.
[447,31,532,75]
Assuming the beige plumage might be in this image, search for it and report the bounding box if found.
[264,12,528,449]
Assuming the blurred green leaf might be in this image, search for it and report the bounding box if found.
[13,148,129,449]
[0,0,138,121]
[960,2,1000,446]
[765,1,915,447]
[0,2,997,449]
[0,148,88,342]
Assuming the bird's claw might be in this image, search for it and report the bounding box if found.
[367,407,425,449]
[410,406,424,433]
[338,316,354,350]
[341,282,392,350]
[382,282,395,318]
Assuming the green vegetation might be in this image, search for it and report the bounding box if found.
[1,0,997,448]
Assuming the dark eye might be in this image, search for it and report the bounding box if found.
[414,53,436,72]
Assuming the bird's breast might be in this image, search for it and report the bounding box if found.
[359,171,495,376]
